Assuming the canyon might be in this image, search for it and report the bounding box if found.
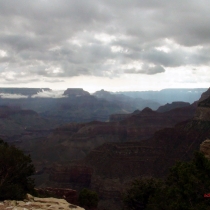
[19,102,196,174]
[40,88,210,209]
[1,87,209,210]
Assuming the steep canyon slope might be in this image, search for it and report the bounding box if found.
[21,103,196,171]
[43,88,210,209]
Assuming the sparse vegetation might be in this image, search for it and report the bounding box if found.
[79,188,98,209]
[123,152,210,210]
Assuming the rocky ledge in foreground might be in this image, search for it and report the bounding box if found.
[0,194,84,210]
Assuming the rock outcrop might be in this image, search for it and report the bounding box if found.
[200,139,210,160]
[0,194,84,210]
[63,88,90,96]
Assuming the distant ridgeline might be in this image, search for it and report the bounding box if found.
[0,88,51,96]
[119,88,208,104]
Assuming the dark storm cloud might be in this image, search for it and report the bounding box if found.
[124,64,165,75]
[0,0,210,83]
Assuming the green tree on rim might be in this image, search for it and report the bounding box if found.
[79,188,98,209]
[0,139,35,200]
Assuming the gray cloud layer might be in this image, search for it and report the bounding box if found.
[0,0,210,83]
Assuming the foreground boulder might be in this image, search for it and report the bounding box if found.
[0,194,84,210]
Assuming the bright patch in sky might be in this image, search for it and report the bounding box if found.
[155,46,171,53]
[94,33,116,43]
[0,50,7,57]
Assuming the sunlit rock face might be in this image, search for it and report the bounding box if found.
[200,139,210,160]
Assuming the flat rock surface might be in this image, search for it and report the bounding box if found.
[0,194,84,210]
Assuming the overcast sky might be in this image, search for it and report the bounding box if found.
[0,0,210,92]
